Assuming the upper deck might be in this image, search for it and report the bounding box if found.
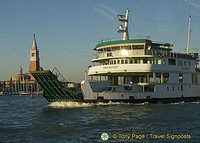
[95,38,153,50]
[92,38,197,62]
[90,10,199,75]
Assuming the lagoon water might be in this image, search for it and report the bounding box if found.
[0,95,199,143]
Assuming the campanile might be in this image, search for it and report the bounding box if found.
[29,34,40,73]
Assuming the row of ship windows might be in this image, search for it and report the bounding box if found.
[165,59,191,66]
[146,85,190,92]
[101,59,191,66]
[167,85,183,92]
[102,59,161,65]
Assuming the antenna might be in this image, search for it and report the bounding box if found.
[186,14,191,54]
[117,9,131,40]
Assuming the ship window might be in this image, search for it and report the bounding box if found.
[135,60,138,64]
[121,46,131,50]
[117,60,120,64]
[112,46,120,51]
[32,53,35,57]
[149,59,153,64]
[189,61,191,66]
[192,74,198,84]
[134,45,144,49]
[107,52,112,57]
[163,73,169,83]
[172,86,175,91]
[125,60,128,64]
[144,85,154,92]
[143,59,148,64]
[121,60,124,64]
[135,59,140,64]
[130,59,133,64]
[168,59,176,65]
[167,86,169,91]
[181,85,183,91]
[184,61,187,66]
[114,60,116,64]
[155,73,161,83]
[156,59,158,64]
[106,48,111,52]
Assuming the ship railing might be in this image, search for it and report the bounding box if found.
[158,51,196,59]
[93,50,197,60]
[52,67,68,86]
[97,36,150,43]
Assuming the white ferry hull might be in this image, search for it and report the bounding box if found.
[81,80,200,103]
[83,97,200,104]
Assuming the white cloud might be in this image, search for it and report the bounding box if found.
[184,0,200,10]
[93,4,118,21]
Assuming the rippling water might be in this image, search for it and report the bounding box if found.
[0,95,199,143]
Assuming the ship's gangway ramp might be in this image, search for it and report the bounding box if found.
[31,69,82,102]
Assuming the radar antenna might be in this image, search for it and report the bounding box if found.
[117,9,131,40]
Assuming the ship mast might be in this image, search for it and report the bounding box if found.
[117,9,131,40]
[186,14,191,54]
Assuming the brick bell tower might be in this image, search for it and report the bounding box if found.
[29,34,40,74]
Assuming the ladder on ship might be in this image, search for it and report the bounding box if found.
[31,68,82,102]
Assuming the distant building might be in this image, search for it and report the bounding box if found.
[29,34,40,74]
[0,34,42,94]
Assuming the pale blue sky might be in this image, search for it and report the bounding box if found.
[0,0,200,82]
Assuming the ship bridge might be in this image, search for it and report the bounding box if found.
[92,38,173,62]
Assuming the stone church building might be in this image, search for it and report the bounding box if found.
[0,34,42,94]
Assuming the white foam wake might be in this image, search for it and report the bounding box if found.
[48,101,150,108]
[170,101,186,105]
[187,101,200,104]
[48,101,93,108]
[170,101,200,105]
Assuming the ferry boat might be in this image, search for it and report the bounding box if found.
[31,9,200,103]
[80,9,200,103]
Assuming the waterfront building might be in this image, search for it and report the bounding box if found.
[0,34,42,94]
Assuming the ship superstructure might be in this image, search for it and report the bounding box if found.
[81,9,200,103]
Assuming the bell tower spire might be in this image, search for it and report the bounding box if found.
[29,34,40,73]
[19,66,23,75]
[32,34,37,50]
